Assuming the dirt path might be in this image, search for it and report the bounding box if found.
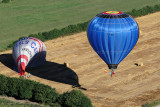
[0,12,160,107]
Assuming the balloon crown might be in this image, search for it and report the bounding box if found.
[103,11,123,15]
[96,11,129,19]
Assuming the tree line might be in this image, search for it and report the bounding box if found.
[0,74,93,107]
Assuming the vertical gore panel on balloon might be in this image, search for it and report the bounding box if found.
[116,31,128,64]
[108,34,115,64]
[114,32,122,64]
[102,33,111,64]
[87,17,99,52]
[119,18,134,63]
[96,30,107,62]
[108,23,115,64]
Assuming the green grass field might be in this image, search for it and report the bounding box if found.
[0,0,160,51]
[0,98,48,107]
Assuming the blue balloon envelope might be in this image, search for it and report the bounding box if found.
[87,11,139,70]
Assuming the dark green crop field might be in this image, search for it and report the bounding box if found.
[0,0,160,51]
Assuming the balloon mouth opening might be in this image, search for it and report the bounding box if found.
[108,64,118,70]
[103,11,123,15]
[19,63,26,76]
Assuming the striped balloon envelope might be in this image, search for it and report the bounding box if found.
[12,37,46,76]
[87,11,139,70]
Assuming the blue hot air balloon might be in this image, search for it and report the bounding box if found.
[87,11,139,73]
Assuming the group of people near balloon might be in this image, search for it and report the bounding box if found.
[12,11,139,78]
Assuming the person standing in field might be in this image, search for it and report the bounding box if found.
[28,73,31,78]
[104,69,114,77]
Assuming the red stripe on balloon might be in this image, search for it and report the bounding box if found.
[17,55,28,65]
[37,38,43,51]
[39,40,43,51]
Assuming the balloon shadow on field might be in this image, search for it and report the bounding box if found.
[0,54,86,90]
[0,54,15,71]
[26,61,87,90]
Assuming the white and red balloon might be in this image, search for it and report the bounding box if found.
[12,37,46,76]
